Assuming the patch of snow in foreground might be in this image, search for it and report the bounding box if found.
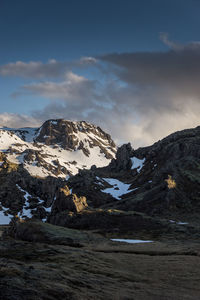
[169,220,188,225]
[111,239,153,244]
[131,157,145,172]
[177,222,188,225]
[101,178,133,200]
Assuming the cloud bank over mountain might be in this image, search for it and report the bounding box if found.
[1,35,200,147]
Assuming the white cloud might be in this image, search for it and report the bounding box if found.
[0,113,40,128]
[0,57,97,79]
[17,72,96,104]
[0,60,66,79]
[159,32,183,51]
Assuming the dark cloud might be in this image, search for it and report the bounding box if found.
[100,38,200,101]
[97,35,200,143]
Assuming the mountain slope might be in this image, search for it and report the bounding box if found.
[67,125,200,225]
[2,122,200,237]
[0,119,116,178]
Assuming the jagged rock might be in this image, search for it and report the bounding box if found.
[109,143,133,171]
[0,165,64,218]
[34,119,116,158]
[68,125,200,221]
[52,185,88,214]
[0,119,116,180]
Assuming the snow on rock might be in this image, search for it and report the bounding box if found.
[50,120,58,125]
[16,184,54,221]
[0,130,23,151]
[131,157,146,172]
[44,195,56,214]
[101,178,134,200]
[0,209,12,225]
[16,184,45,219]
[111,239,153,244]
[16,184,35,218]
[0,119,116,178]
[0,127,38,143]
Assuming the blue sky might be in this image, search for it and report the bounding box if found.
[1,0,200,61]
[1,0,200,146]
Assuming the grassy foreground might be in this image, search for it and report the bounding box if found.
[0,223,200,300]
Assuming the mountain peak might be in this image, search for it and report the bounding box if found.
[35,119,115,156]
[0,119,116,177]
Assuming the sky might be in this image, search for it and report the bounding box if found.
[1,0,200,147]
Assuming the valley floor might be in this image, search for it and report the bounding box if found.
[0,226,200,300]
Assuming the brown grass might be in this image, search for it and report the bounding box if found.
[165,175,176,189]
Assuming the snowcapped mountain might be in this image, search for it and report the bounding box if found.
[0,119,116,178]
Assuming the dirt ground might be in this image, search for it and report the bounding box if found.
[0,226,200,300]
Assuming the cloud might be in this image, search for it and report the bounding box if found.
[0,57,97,79]
[94,35,200,145]
[159,32,183,51]
[0,60,66,79]
[0,113,40,128]
[2,36,200,148]
[100,42,200,102]
[13,72,99,108]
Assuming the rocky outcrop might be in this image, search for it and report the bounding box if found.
[35,119,116,158]
[0,119,117,179]
[109,143,133,172]
[52,185,88,214]
[0,163,65,219]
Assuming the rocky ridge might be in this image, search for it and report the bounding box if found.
[0,119,116,178]
[1,122,200,240]
[62,125,200,235]
[0,119,116,224]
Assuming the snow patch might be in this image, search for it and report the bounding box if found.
[101,178,132,200]
[16,184,45,219]
[169,220,188,225]
[0,209,12,225]
[177,222,188,225]
[111,239,153,244]
[131,157,145,172]
[50,120,58,125]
